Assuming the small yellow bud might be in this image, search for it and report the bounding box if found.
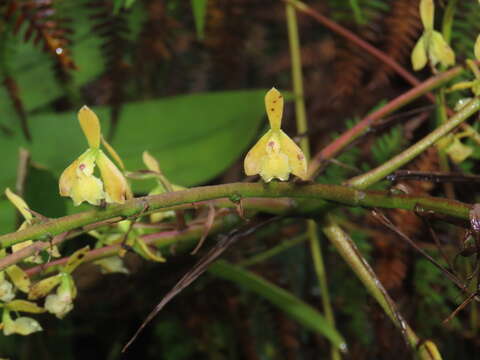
[143,150,161,173]
[94,256,130,274]
[0,272,15,302]
[446,138,473,164]
[134,239,166,263]
[44,274,76,319]
[5,188,32,223]
[2,310,42,336]
[5,265,30,293]
[6,300,45,314]
[63,246,90,274]
[28,274,62,300]
[418,340,443,360]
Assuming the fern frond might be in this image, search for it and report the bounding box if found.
[451,1,480,61]
[0,16,30,140]
[328,0,389,107]
[5,0,76,70]
[369,0,421,88]
[371,125,403,165]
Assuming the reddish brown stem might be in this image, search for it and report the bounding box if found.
[307,66,463,178]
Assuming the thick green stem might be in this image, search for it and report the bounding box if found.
[239,233,308,267]
[285,3,309,158]
[322,218,442,359]
[0,181,472,269]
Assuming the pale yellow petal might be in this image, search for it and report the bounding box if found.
[3,315,42,336]
[265,87,284,130]
[411,36,428,71]
[430,31,455,68]
[420,0,434,31]
[6,300,45,314]
[260,152,290,182]
[28,274,62,300]
[59,158,80,197]
[70,172,104,206]
[101,135,125,170]
[59,149,97,200]
[5,188,32,222]
[64,246,90,274]
[78,106,101,149]
[5,265,30,293]
[244,130,272,176]
[142,150,161,173]
[278,130,307,180]
[97,151,132,204]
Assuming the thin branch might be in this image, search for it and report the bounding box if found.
[0,181,474,269]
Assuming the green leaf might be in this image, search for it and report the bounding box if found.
[208,260,346,350]
[0,90,266,209]
[191,0,208,40]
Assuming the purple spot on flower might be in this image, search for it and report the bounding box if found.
[79,164,86,170]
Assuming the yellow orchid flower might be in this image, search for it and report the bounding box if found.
[411,0,455,71]
[59,106,132,206]
[244,87,307,182]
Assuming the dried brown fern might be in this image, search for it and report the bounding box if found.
[368,0,422,89]
[329,10,383,108]
[204,0,252,88]
[134,0,180,96]
[2,75,30,140]
[5,0,75,70]
[371,146,439,291]
[2,0,75,140]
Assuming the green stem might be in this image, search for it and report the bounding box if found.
[239,233,307,267]
[436,90,456,198]
[285,3,309,157]
[286,4,339,359]
[348,0,365,25]
[0,182,472,268]
[322,218,442,359]
[347,97,480,189]
[442,0,458,44]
